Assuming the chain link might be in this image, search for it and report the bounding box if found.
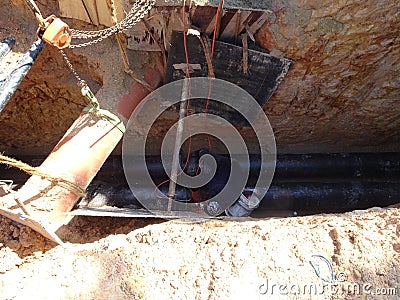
[59,49,85,84]
[69,0,155,48]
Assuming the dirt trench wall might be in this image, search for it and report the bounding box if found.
[0,0,103,155]
[0,45,102,154]
[257,0,400,153]
[0,0,399,155]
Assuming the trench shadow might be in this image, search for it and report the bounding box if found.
[56,216,166,244]
[0,214,165,258]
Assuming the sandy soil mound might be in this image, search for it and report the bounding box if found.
[0,208,398,299]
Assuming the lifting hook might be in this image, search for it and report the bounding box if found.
[24,0,72,49]
[37,15,72,49]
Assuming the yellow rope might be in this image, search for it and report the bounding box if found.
[0,154,86,197]
[110,0,119,24]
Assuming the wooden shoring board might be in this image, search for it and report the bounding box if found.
[164,31,292,126]
[125,7,271,51]
[59,0,124,26]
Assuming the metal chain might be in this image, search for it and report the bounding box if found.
[59,49,85,85]
[59,49,126,133]
[69,0,155,48]
[71,0,148,38]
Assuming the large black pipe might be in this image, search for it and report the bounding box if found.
[0,39,45,113]
[79,152,400,215]
[104,152,400,182]
[3,152,400,183]
[259,181,399,214]
[274,152,400,180]
[2,153,399,216]
[77,180,400,217]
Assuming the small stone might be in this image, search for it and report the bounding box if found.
[353,269,361,280]
[6,239,20,250]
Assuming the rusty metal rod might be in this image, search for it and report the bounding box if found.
[167,78,190,206]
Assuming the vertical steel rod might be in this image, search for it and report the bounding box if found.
[167,78,190,210]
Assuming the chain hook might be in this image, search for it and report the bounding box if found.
[79,81,100,110]
[79,81,126,133]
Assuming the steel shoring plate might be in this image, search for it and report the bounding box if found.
[70,206,219,219]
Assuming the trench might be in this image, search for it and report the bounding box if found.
[0,2,399,299]
[0,0,399,227]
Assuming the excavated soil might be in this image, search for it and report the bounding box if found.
[0,208,399,299]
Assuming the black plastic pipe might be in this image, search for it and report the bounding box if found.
[273,152,400,180]
[85,152,400,215]
[78,180,400,216]
[0,39,45,113]
[258,180,399,215]
[104,152,400,183]
[99,152,400,186]
[2,153,400,216]
[3,152,400,183]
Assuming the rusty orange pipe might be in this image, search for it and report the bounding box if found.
[0,65,162,243]
[0,110,123,241]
